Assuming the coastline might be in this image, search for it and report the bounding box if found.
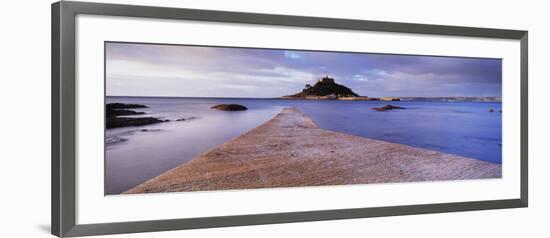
[124,107,501,194]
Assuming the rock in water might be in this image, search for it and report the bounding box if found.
[176,116,198,121]
[211,104,248,111]
[105,102,170,129]
[106,102,147,120]
[372,104,406,111]
[106,117,165,129]
[106,109,146,118]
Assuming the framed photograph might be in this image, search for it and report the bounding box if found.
[52,1,528,237]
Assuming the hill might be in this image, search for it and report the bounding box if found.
[284,76,359,99]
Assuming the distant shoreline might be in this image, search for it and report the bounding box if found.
[107,95,502,102]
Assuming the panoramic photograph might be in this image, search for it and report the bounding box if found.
[105,42,502,195]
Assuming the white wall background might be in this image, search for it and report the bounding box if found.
[0,0,547,237]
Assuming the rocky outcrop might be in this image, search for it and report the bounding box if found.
[211,104,248,111]
[106,109,146,118]
[106,103,148,110]
[106,103,148,118]
[283,76,359,99]
[107,117,168,129]
[176,116,199,121]
[106,103,167,129]
[372,104,406,111]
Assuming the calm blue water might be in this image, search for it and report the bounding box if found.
[106,96,501,194]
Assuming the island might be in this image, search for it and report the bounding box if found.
[282,76,360,100]
[281,76,501,103]
[281,76,399,101]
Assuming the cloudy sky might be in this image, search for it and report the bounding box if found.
[106,42,502,98]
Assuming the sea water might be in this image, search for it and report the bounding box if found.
[105,96,502,194]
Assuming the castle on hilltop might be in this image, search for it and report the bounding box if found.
[282,75,401,101]
[282,75,359,99]
[317,75,335,84]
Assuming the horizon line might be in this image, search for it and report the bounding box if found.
[106,95,502,99]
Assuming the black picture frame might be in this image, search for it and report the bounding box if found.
[52,1,528,237]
